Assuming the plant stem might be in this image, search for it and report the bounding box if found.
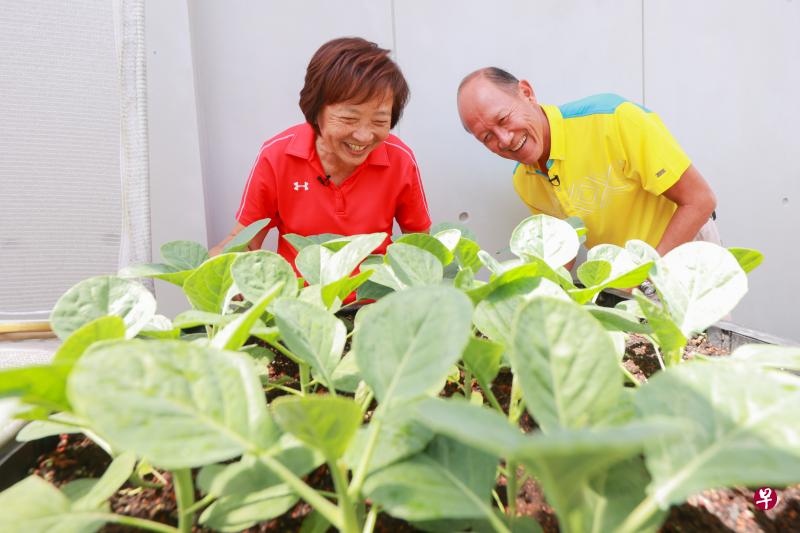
[358,389,374,417]
[103,513,179,532]
[348,417,383,499]
[463,368,473,400]
[617,493,659,533]
[620,364,642,386]
[258,452,342,530]
[478,377,504,413]
[491,489,506,514]
[172,469,194,533]
[508,374,524,425]
[267,383,304,396]
[362,504,379,533]
[299,363,310,395]
[183,493,215,515]
[330,459,359,533]
[506,461,518,518]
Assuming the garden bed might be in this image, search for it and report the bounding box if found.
[3,327,798,532]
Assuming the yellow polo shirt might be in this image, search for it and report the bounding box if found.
[512,94,691,248]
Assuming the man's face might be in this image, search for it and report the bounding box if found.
[457,78,548,166]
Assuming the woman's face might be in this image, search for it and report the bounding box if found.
[316,91,393,170]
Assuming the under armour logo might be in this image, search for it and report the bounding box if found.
[293,181,309,191]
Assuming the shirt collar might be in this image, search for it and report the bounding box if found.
[285,122,390,166]
[541,104,566,168]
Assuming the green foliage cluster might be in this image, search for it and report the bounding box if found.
[1,215,797,533]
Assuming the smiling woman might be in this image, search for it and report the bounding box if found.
[210,37,431,273]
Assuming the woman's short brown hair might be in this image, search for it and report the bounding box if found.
[299,37,410,134]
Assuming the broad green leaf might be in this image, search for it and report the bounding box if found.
[474,277,567,350]
[0,476,107,532]
[509,214,579,268]
[353,286,472,406]
[16,419,83,441]
[50,276,156,340]
[72,452,136,511]
[649,242,747,336]
[320,269,372,308]
[565,216,587,244]
[271,395,362,460]
[295,244,329,285]
[200,484,297,532]
[727,344,800,371]
[68,340,277,469]
[356,278,394,301]
[434,228,462,252]
[728,247,764,274]
[414,398,527,458]
[160,240,208,270]
[513,422,680,533]
[584,304,651,334]
[0,366,70,412]
[477,250,503,275]
[635,364,800,508]
[223,218,271,253]
[454,237,483,273]
[577,260,611,287]
[138,314,180,339]
[283,233,343,252]
[52,316,126,365]
[453,267,475,290]
[231,250,298,303]
[587,457,666,533]
[118,262,192,286]
[467,260,566,305]
[172,310,225,329]
[272,299,346,391]
[360,262,403,291]
[386,242,444,286]
[625,239,660,264]
[212,282,285,351]
[462,337,504,386]
[329,352,361,393]
[364,435,499,522]
[322,232,386,284]
[634,292,686,366]
[397,233,454,266]
[569,245,653,304]
[509,297,624,432]
[198,436,322,497]
[344,405,434,474]
[183,253,238,313]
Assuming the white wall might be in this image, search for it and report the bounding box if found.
[146,0,799,339]
[146,0,207,318]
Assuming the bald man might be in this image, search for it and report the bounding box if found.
[457,67,719,256]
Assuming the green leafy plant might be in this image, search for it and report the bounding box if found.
[0,214,795,533]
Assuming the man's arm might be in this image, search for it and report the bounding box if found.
[208,223,269,257]
[655,164,717,256]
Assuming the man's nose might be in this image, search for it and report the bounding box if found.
[496,128,513,149]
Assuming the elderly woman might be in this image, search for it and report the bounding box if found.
[210,37,431,266]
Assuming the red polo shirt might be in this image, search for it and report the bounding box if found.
[235,123,431,269]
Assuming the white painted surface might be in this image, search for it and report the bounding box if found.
[143,0,798,339]
[643,0,800,339]
[146,0,207,318]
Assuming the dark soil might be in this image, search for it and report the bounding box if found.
[13,324,800,532]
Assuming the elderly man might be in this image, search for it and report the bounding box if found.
[457,67,719,256]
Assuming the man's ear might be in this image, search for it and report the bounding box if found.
[518,80,537,103]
